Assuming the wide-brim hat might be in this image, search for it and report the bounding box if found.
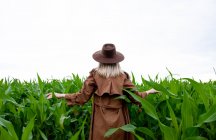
[92,43,124,64]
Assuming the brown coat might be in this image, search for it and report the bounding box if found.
[65,69,147,140]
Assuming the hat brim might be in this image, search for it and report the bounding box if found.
[92,51,124,64]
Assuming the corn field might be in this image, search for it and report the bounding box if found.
[0,73,216,140]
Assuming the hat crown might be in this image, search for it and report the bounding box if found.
[102,44,116,58]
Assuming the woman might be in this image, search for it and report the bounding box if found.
[47,44,158,140]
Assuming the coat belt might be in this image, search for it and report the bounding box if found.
[94,101,122,109]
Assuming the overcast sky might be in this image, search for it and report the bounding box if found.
[0,0,216,82]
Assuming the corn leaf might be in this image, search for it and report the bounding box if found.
[104,127,119,138]
[0,126,13,140]
[70,117,87,140]
[184,136,208,140]
[124,89,159,120]
[183,78,209,110]
[37,73,44,93]
[136,127,156,140]
[104,124,136,137]
[60,115,70,130]
[166,100,179,135]
[39,129,48,140]
[120,124,136,132]
[114,95,131,103]
[197,104,216,126]
[0,117,18,140]
[142,78,177,98]
[159,122,177,140]
[21,116,35,140]
[181,92,193,130]
[104,124,143,140]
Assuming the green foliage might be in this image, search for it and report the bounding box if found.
[0,73,216,140]
[0,75,90,140]
[104,124,143,140]
[126,77,216,140]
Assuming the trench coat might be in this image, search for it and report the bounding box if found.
[65,69,147,140]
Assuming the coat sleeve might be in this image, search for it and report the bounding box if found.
[123,72,147,104]
[64,70,97,106]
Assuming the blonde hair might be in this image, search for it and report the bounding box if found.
[96,63,124,78]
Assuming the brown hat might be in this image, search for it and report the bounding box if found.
[92,44,124,64]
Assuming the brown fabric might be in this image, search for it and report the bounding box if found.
[65,69,146,140]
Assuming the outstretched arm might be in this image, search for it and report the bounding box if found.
[47,93,65,99]
[123,72,159,101]
[136,88,159,98]
[47,70,97,106]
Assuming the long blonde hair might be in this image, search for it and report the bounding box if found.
[96,63,124,78]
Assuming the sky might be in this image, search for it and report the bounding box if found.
[0,0,216,82]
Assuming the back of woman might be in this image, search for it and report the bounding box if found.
[47,44,159,140]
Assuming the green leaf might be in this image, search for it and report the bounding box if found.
[70,117,87,140]
[120,124,136,132]
[37,73,44,93]
[166,100,179,135]
[159,122,177,140]
[183,78,209,110]
[60,115,69,130]
[114,95,131,103]
[131,72,136,84]
[166,67,174,79]
[81,125,85,140]
[4,85,12,95]
[181,92,193,130]
[197,104,216,126]
[0,117,18,140]
[0,126,14,140]
[184,127,199,137]
[136,127,156,140]
[124,89,159,120]
[0,93,23,107]
[184,136,208,140]
[104,124,143,140]
[104,127,119,138]
[39,129,48,140]
[142,78,177,98]
[21,116,35,140]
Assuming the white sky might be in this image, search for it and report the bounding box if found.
[0,0,216,82]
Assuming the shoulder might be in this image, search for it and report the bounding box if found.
[88,68,97,78]
[123,71,130,79]
[89,68,96,74]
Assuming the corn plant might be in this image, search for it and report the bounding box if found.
[0,73,215,140]
[106,75,216,140]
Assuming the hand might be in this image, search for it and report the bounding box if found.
[46,93,65,99]
[146,88,160,95]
